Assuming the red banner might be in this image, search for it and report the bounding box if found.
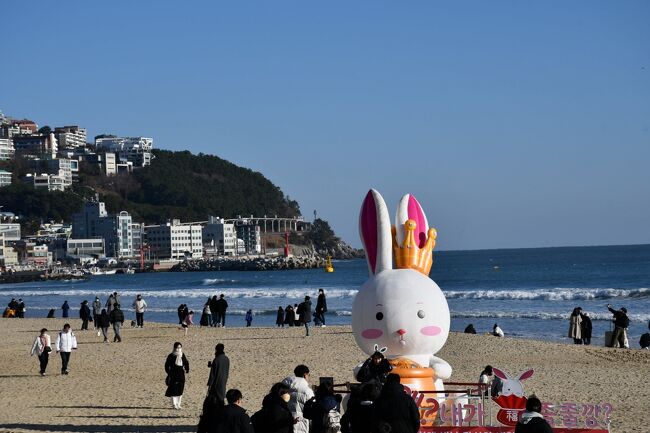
[420,428,608,433]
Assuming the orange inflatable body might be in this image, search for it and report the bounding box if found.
[389,358,438,426]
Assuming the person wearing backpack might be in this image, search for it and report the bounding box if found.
[304,383,341,433]
[55,323,77,375]
[607,304,629,348]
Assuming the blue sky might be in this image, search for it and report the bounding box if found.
[2,1,649,249]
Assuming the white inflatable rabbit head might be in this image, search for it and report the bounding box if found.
[352,189,450,364]
[493,368,534,397]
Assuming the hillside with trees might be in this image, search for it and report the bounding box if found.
[0,149,301,232]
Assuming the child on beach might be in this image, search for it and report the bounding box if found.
[181,310,194,335]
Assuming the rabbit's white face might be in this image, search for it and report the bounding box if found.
[352,269,450,359]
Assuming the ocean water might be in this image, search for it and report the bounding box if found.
[2,244,649,346]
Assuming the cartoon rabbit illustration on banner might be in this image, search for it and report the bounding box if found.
[352,189,452,414]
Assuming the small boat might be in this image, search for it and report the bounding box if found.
[325,256,334,273]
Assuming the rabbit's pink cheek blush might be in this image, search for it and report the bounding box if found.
[420,325,441,336]
[362,329,383,339]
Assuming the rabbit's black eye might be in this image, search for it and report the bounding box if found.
[417,310,426,319]
[376,312,384,320]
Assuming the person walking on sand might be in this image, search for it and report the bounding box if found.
[61,300,70,318]
[132,294,147,328]
[216,294,228,327]
[79,300,91,331]
[514,395,553,433]
[580,311,593,345]
[282,364,314,433]
[315,289,327,327]
[209,295,219,327]
[607,304,629,348]
[568,307,583,344]
[92,296,102,329]
[207,343,230,405]
[99,308,110,343]
[165,342,190,410]
[245,309,253,327]
[30,328,52,376]
[276,306,285,328]
[55,323,77,375]
[181,310,194,335]
[109,303,124,342]
[298,296,312,336]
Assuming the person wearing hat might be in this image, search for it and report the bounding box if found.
[607,304,630,348]
[356,349,392,384]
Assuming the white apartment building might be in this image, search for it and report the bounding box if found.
[0,138,14,160]
[67,238,105,258]
[203,217,237,255]
[25,171,69,191]
[54,126,87,149]
[146,219,203,260]
[0,169,11,187]
[95,136,153,167]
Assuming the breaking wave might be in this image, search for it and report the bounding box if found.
[443,288,650,301]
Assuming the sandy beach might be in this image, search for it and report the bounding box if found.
[0,319,648,433]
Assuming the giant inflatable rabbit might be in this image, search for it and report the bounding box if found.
[352,189,452,393]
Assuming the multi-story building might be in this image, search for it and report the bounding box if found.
[131,222,144,254]
[54,126,87,149]
[145,219,203,260]
[13,133,58,158]
[0,223,22,241]
[46,158,77,185]
[24,171,69,191]
[0,169,11,187]
[14,241,52,268]
[95,136,153,167]
[72,201,134,258]
[67,238,105,259]
[13,119,38,134]
[0,234,18,267]
[235,221,262,254]
[202,217,237,255]
[0,138,14,160]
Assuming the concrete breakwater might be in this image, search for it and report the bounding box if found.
[171,255,328,272]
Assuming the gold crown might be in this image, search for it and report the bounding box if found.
[391,219,437,275]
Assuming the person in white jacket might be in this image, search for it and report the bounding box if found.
[132,294,147,328]
[55,323,77,375]
[30,328,52,376]
[282,364,314,433]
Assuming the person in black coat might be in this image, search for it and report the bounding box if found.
[276,307,285,327]
[356,350,392,384]
[341,382,380,433]
[514,396,553,433]
[79,301,91,330]
[177,304,186,325]
[255,382,296,433]
[315,289,327,326]
[165,342,190,410]
[216,389,254,433]
[372,374,420,433]
[299,296,313,336]
[98,309,110,342]
[207,343,230,404]
[580,312,593,345]
[209,296,219,327]
[284,305,295,327]
[464,324,477,334]
[305,383,340,433]
[216,294,228,327]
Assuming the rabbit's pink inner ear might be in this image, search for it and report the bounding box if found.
[518,369,534,380]
[407,194,428,248]
[493,368,508,380]
[360,190,378,274]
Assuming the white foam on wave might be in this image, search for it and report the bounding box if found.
[201,278,238,285]
[451,311,650,322]
[0,288,359,300]
[444,287,650,301]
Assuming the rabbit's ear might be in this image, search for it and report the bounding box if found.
[359,189,393,275]
[395,193,429,248]
[518,370,534,381]
[493,368,510,380]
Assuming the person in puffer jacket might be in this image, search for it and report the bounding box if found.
[514,396,553,433]
[55,323,77,375]
[282,364,315,433]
